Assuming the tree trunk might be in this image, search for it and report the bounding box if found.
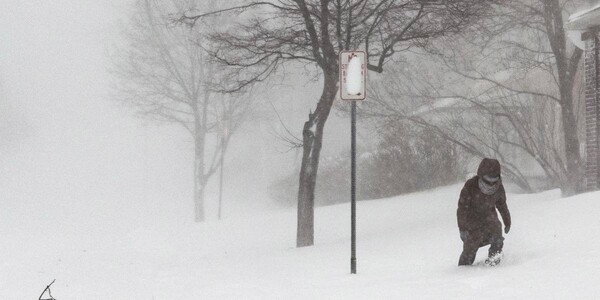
[194,133,206,222]
[193,97,208,222]
[560,86,582,196]
[556,60,582,195]
[297,72,338,247]
[543,0,583,196]
[558,51,582,196]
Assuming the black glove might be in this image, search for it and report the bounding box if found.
[504,225,511,234]
[460,230,469,242]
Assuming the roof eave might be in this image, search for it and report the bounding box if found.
[567,5,600,30]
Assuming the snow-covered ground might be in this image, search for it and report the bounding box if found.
[2,185,600,299]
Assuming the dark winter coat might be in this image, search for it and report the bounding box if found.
[457,159,511,234]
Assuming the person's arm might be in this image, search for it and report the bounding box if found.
[457,186,471,232]
[496,184,511,233]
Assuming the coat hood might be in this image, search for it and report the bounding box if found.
[477,158,501,178]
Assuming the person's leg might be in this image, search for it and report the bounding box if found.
[459,231,483,266]
[488,225,504,258]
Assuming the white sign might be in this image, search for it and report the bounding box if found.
[339,51,367,100]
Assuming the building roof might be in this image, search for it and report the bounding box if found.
[567,3,600,30]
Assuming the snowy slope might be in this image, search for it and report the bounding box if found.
[2,185,600,299]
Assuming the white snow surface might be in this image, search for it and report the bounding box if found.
[3,185,600,299]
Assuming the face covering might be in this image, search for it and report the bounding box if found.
[479,175,500,195]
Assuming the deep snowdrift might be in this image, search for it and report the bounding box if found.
[2,185,600,299]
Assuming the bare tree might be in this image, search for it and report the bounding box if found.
[362,0,586,195]
[475,0,584,195]
[111,0,249,222]
[178,0,489,247]
[364,65,567,192]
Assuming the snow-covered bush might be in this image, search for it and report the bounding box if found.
[357,122,464,200]
[269,122,464,206]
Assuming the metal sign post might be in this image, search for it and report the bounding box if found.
[350,100,357,274]
[339,51,366,275]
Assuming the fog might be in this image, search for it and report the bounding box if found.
[5,0,600,298]
[0,0,355,230]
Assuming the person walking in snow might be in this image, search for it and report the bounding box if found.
[457,158,511,266]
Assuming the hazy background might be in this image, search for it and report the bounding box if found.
[0,0,359,233]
